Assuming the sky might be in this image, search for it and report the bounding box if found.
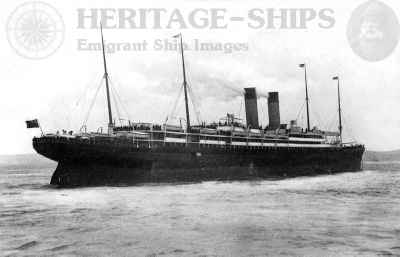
[0,0,399,154]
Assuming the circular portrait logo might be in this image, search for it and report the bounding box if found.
[6,1,65,60]
[347,0,400,62]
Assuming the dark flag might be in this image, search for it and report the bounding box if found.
[26,119,39,128]
[332,76,339,80]
[173,33,181,38]
[299,63,305,68]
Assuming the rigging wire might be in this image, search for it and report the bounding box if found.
[183,52,202,125]
[338,94,357,142]
[237,97,243,121]
[186,82,202,124]
[109,84,122,126]
[108,75,131,121]
[74,74,100,108]
[310,103,325,130]
[324,112,337,132]
[295,101,306,121]
[165,45,185,125]
[83,77,104,127]
[167,83,184,124]
[167,39,202,126]
[66,75,103,130]
[341,111,357,142]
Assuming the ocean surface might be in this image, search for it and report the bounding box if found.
[1,162,400,257]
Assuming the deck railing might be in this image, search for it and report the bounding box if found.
[34,132,357,151]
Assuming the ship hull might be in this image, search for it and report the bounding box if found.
[33,137,364,186]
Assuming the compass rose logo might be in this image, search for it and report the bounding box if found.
[6,1,65,60]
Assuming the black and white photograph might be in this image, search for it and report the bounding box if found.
[1,0,400,256]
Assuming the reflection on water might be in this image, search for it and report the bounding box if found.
[0,165,400,257]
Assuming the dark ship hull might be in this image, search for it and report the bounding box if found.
[30,31,365,187]
[33,136,364,186]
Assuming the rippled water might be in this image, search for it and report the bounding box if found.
[1,164,400,257]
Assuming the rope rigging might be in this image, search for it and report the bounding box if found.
[165,39,203,127]
[65,75,103,130]
[340,100,357,142]
[324,112,338,132]
[186,79,202,125]
[295,101,306,122]
[342,114,356,142]
[108,75,131,122]
[167,83,184,124]
[83,76,104,128]
[109,84,122,126]
[179,50,202,125]
[310,102,325,130]
[81,71,135,129]
[74,74,100,109]
[165,47,185,125]
[237,97,244,121]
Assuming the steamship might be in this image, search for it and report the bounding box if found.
[31,29,364,186]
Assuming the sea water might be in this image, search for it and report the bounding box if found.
[1,162,399,256]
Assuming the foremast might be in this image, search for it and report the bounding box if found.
[100,23,114,134]
[174,33,191,133]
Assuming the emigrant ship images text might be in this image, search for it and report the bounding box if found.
[28,27,365,186]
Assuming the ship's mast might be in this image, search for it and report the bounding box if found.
[333,76,342,144]
[175,33,191,132]
[100,23,113,134]
[299,63,310,131]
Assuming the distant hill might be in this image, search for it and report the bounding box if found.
[364,150,400,162]
[0,154,56,169]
